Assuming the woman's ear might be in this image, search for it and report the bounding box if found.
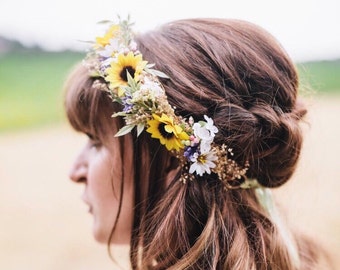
[165,156,181,187]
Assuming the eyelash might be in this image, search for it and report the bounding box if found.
[90,140,102,148]
[86,133,102,149]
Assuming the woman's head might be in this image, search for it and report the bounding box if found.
[65,18,310,269]
[136,18,306,188]
[65,65,134,244]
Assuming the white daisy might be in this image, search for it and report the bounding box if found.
[192,122,211,141]
[189,151,218,176]
[192,115,218,143]
[140,76,164,97]
[203,115,218,135]
[102,56,116,69]
[200,139,212,154]
[129,40,138,51]
[98,38,120,58]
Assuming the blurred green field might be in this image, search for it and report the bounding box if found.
[0,50,84,131]
[297,60,340,94]
[0,51,339,132]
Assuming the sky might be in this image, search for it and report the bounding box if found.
[0,0,339,62]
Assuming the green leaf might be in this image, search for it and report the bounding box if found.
[111,96,123,104]
[112,111,127,117]
[147,68,169,79]
[198,120,206,126]
[240,178,261,189]
[77,40,95,44]
[89,70,101,77]
[121,85,132,95]
[126,72,138,89]
[136,123,145,137]
[114,124,135,137]
[97,20,113,24]
[146,63,155,69]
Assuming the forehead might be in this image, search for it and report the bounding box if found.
[65,72,122,140]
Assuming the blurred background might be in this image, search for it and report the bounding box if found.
[0,0,339,269]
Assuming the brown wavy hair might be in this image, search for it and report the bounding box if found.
[64,18,326,269]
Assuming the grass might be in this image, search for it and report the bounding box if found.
[0,50,339,132]
[297,59,340,95]
[0,50,84,131]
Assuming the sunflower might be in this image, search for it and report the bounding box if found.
[106,52,147,90]
[146,114,189,151]
[95,25,120,47]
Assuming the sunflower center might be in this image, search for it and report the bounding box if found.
[120,66,135,82]
[158,123,175,139]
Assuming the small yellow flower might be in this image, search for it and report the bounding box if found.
[106,52,147,89]
[146,114,189,151]
[95,25,120,47]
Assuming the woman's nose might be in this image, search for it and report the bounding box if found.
[69,149,88,183]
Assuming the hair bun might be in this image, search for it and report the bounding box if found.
[214,101,306,188]
[251,102,306,187]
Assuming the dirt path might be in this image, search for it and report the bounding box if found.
[0,96,339,270]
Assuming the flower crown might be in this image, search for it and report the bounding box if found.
[84,17,254,188]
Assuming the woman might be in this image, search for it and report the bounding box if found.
[65,17,326,269]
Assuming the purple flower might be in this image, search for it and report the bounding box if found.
[184,144,199,160]
[121,95,133,112]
